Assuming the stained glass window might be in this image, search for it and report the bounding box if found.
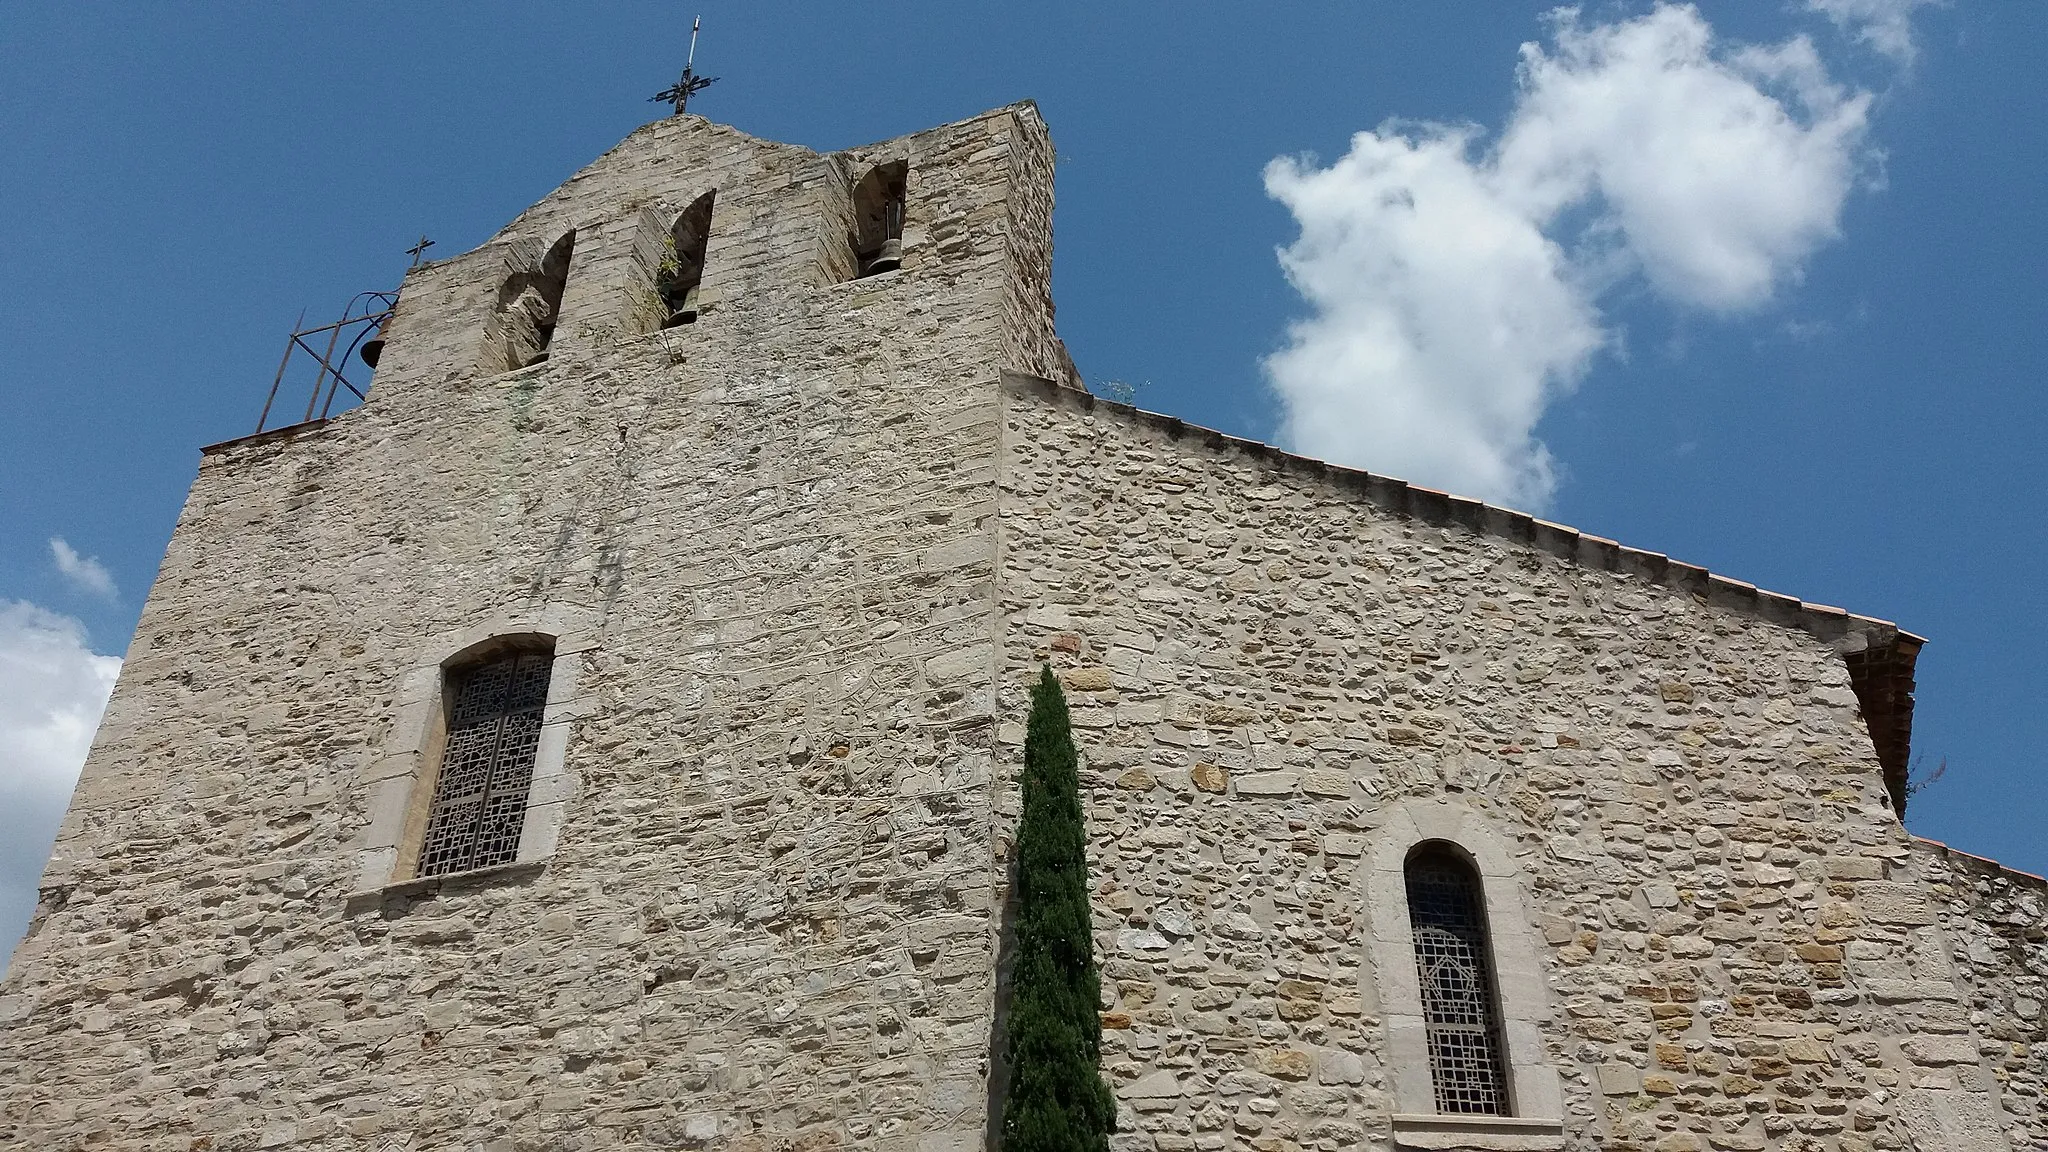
[417,650,551,877]
[1406,845,1510,1115]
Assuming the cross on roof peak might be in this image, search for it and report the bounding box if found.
[651,16,718,116]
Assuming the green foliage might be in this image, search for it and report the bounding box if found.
[1003,666,1116,1152]
[657,231,683,280]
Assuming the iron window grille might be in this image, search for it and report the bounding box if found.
[1406,846,1511,1115]
[417,650,551,877]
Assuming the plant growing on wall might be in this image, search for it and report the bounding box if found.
[1002,665,1116,1152]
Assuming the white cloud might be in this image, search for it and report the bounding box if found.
[0,601,120,968]
[1497,12,1871,311]
[1264,127,1601,509]
[1263,3,1876,508]
[1806,0,1941,65]
[49,537,117,600]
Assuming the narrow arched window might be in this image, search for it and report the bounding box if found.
[417,643,553,876]
[1406,844,1510,1115]
[850,161,907,278]
[658,191,714,327]
[492,229,576,371]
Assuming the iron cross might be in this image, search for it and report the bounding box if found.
[405,235,435,268]
[651,16,718,116]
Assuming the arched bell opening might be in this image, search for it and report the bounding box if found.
[491,229,576,371]
[850,161,907,279]
[658,191,715,328]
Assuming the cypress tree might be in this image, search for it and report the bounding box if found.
[1002,665,1116,1152]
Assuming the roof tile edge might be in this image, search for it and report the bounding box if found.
[1914,837,2048,888]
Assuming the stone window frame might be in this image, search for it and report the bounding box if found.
[1362,799,1567,1150]
[352,605,599,895]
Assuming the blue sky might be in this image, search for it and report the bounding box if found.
[2,1,2042,961]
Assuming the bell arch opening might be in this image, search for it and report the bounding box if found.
[850,161,907,279]
[657,191,715,328]
[490,229,576,371]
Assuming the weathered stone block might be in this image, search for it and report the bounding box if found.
[1825,856,1884,880]
[1597,1063,1641,1095]
[1062,666,1114,691]
[1860,882,1935,925]
[1901,1035,1980,1065]
[1234,772,1297,796]
[1254,1048,1313,1079]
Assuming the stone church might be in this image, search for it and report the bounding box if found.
[1,104,2041,1152]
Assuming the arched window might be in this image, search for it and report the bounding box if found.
[657,191,714,327]
[416,642,554,877]
[850,161,907,278]
[492,229,576,371]
[1406,843,1510,1115]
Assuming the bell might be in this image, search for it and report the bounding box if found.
[664,285,701,328]
[359,323,385,368]
[863,238,903,276]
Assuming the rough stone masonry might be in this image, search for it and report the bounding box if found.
[1,105,2040,1152]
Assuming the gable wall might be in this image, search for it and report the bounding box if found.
[995,378,2016,1152]
[0,107,1054,1152]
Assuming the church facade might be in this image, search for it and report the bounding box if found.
[1,105,2041,1152]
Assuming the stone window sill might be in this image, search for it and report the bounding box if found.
[1391,1114,1566,1151]
[341,859,547,916]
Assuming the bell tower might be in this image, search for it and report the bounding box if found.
[0,104,1069,1149]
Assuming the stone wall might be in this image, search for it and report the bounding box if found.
[0,106,1054,1152]
[992,103,1074,390]
[1914,839,2048,1149]
[994,376,2018,1152]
